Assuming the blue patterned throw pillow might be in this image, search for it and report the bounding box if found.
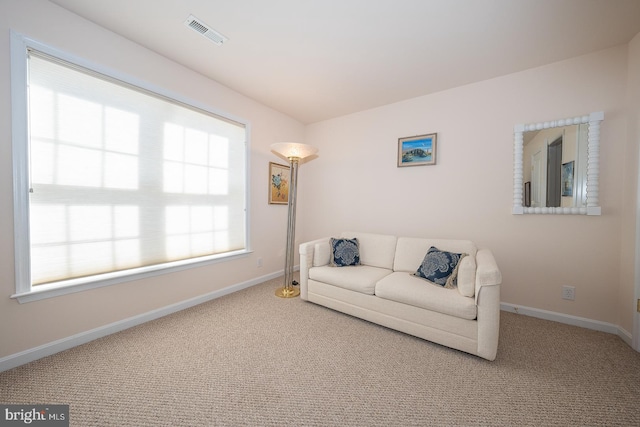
[414,246,466,288]
[330,238,361,267]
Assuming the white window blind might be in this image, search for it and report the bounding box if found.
[25,50,247,288]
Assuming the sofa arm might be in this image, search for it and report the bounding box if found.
[474,248,502,360]
[474,248,502,303]
[298,237,330,300]
[476,282,501,360]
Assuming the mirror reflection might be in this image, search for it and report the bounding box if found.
[523,124,588,209]
[512,111,603,215]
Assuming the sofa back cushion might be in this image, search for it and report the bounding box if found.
[340,232,397,270]
[394,237,477,297]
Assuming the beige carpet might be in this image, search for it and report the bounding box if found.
[1,275,639,426]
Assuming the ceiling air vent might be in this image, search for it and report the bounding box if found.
[185,15,228,46]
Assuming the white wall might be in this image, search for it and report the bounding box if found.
[624,32,640,347]
[0,0,304,358]
[302,45,631,329]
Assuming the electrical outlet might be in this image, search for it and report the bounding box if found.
[562,285,575,301]
[257,257,263,268]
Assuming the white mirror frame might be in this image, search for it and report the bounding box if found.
[513,111,604,215]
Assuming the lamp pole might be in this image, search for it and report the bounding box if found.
[276,156,300,298]
[270,142,317,298]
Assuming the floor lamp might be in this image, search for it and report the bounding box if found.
[271,142,318,298]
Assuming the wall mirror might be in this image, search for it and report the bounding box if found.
[513,111,603,215]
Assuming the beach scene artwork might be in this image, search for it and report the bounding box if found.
[398,133,437,167]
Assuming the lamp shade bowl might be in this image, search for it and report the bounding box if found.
[271,142,318,160]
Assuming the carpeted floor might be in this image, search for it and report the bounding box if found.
[1,275,639,426]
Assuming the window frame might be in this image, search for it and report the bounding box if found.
[10,32,252,303]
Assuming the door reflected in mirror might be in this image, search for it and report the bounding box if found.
[523,124,588,208]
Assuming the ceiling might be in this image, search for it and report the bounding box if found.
[48,0,640,124]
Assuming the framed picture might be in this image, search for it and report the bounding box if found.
[397,133,437,167]
[562,161,574,197]
[269,162,290,204]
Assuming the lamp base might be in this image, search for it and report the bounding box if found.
[275,286,300,298]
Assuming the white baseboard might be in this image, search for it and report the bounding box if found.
[501,303,633,346]
[0,270,285,373]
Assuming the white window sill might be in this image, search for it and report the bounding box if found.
[11,250,251,303]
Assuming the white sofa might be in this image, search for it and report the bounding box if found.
[299,232,502,360]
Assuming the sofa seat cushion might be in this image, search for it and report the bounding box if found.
[375,272,477,320]
[309,265,392,295]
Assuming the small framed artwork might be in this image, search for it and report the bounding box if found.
[269,162,290,204]
[562,161,574,197]
[398,133,437,167]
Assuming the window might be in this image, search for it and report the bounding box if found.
[11,35,249,302]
